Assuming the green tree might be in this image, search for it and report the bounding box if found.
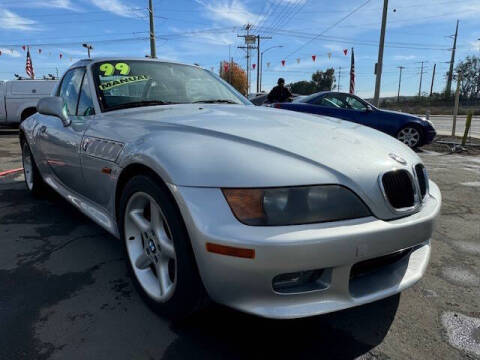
[312,68,336,91]
[289,80,317,95]
[287,68,336,95]
[454,55,480,99]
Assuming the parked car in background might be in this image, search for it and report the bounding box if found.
[0,79,58,126]
[247,91,266,100]
[250,92,305,106]
[273,91,436,148]
[21,58,441,319]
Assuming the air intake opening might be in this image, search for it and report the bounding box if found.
[415,164,427,198]
[272,269,331,294]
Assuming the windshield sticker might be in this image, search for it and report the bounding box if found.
[98,75,149,91]
[99,62,131,76]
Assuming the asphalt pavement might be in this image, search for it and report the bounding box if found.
[0,131,479,360]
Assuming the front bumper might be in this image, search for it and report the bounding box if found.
[424,128,437,144]
[169,181,441,319]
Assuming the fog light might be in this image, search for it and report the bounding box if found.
[272,269,329,294]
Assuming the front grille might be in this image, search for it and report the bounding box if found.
[415,164,427,198]
[381,170,415,209]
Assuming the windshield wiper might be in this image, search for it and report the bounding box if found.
[192,99,239,104]
[106,100,177,111]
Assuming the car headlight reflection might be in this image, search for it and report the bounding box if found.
[223,185,371,226]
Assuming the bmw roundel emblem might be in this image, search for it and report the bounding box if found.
[389,153,407,165]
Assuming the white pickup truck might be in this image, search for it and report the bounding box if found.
[0,79,58,126]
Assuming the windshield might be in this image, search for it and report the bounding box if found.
[92,60,249,112]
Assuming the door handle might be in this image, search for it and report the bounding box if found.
[39,125,47,134]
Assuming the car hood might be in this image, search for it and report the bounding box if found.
[108,103,420,171]
[97,104,422,219]
[378,108,421,120]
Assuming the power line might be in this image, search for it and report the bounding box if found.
[284,0,372,59]
[0,37,149,48]
[256,26,451,51]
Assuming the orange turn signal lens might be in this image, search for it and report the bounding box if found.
[222,188,266,225]
[206,242,255,259]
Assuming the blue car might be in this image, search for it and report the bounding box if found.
[272,91,436,148]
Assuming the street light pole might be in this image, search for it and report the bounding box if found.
[82,43,93,58]
[260,45,283,92]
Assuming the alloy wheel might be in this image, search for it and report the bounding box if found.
[397,127,420,148]
[22,142,34,191]
[124,192,177,302]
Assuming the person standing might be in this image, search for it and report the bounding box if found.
[267,78,292,103]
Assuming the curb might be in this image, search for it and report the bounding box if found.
[0,168,23,177]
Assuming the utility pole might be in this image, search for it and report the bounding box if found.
[237,24,257,95]
[337,66,342,92]
[256,37,261,93]
[397,66,404,102]
[373,0,388,106]
[452,71,462,136]
[430,63,436,96]
[148,0,156,58]
[255,35,271,93]
[445,20,459,97]
[418,61,424,97]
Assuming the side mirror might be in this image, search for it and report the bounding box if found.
[37,96,71,126]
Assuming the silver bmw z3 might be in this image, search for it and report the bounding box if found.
[20,58,441,319]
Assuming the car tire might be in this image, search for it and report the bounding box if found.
[119,175,207,320]
[396,125,423,148]
[21,139,45,196]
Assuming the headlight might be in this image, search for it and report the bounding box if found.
[222,185,371,226]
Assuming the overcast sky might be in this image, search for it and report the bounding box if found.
[0,0,479,98]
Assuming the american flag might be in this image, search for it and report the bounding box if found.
[25,47,34,79]
[349,47,355,94]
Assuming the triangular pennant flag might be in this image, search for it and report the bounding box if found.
[266,62,270,68]
[328,52,332,59]
[38,49,42,54]
[281,60,285,66]
[296,58,300,64]
[22,45,26,51]
[312,55,316,62]
[343,49,348,56]
[252,63,256,70]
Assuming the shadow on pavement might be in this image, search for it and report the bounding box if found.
[165,295,400,360]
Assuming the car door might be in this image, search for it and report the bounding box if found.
[37,67,90,194]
